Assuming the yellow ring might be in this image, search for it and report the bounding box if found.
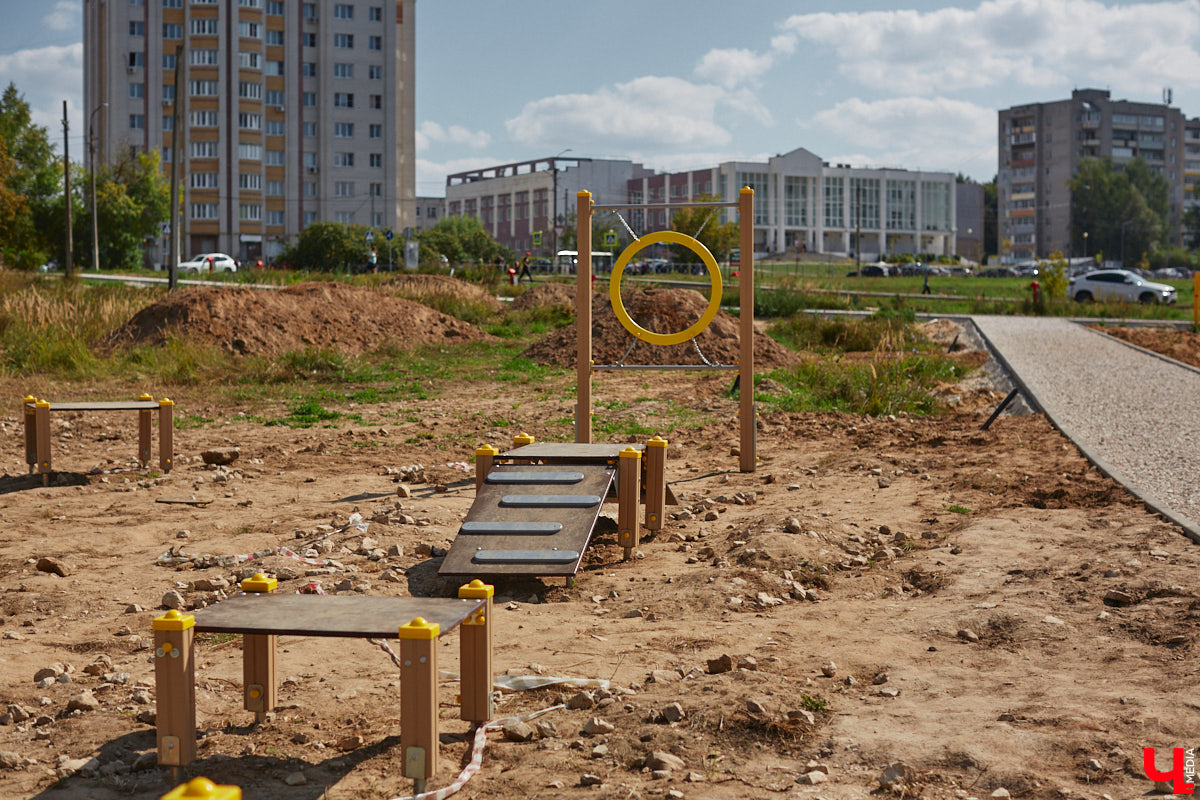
[609,230,723,346]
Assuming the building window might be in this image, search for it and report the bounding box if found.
[334,122,354,137]
[238,21,262,38]
[265,89,284,106]
[334,92,354,108]
[334,3,353,18]
[823,176,844,228]
[265,120,284,136]
[191,140,217,158]
[335,181,354,197]
[129,83,144,99]
[370,182,382,197]
[162,85,175,101]
[190,109,218,126]
[266,0,283,13]
[335,212,354,224]
[369,5,382,20]
[849,177,880,229]
[238,112,262,130]
[368,35,382,50]
[264,150,284,166]
[191,18,218,35]
[302,152,317,168]
[163,52,177,68]
[302,2,316,19]
[371,212,383,227]
[302,91,317,106]
[239,142,263,160]
[266,29,283,45]
[190,48,219,66]
[304,211,317,226]
[191,172,218,188]
[191,202,219,220]
[239,173,262,190]
[240,0,262,7]
[239,51,262,69]
[239,203,262,221]
[238,81,262,99]
[334,63,353,78]
[162,116,174,131]
[333,152,354,167]
[128,52,144,68]
[369,94,382,109]
[164,0,183,7]
[304,181,317,197]
[129,21,144,36]
[266,60,284,76]
[129,114,145,129]
[368,65,382,80]
[302,61,317,76]
[369,123,382,139]
[302,32,316,47]
[267,209,285,225]
[265,180,284,196]
[369,153,382,168]
[162,145,172,162]
[303,121,316,137]
[333,33,354,48]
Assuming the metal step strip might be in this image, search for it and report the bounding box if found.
[460,521,563,535]
[499,494,601,508]
[486,471,585,485]
[472,549,580,565]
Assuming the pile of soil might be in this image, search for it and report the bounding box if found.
[382,274,503,311]
[522,287,795,367]
[1094,324,1200,369]
[509,282,575,312]
[104,282,494,357]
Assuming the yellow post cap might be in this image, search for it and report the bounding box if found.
[161,776,242,800]
[619,446,641,459]
[647,435,668,448]
[35,399,50,409]
[512,432,535,447]
[241,573,277,593]
[398,616,440,640]
[159,398,174,407]
[139,392,153,401]
[577,189,592,199]
[152,609,195,631]
[740,185,754,195]
[22,394,36,405]
[458,579,495,599]
[475,444,499,457]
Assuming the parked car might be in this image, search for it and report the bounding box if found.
[1068,269,1177,304]
[846,264,890,277]
[178,253,238,274]
[979,267,1018,278]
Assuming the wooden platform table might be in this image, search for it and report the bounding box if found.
[152,577,494,794]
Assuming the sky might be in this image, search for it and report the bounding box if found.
[4,0,1200,197]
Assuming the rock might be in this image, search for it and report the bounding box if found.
[957,628,979,642]
[880,762,914,788]
[1042,614,1066,625]
[787,709,816,725]
[83,656,114,677]
[336,735,364,751]
[583,717,614,735]
[873,671,889,685]
[1103,589,1135,606]
[33,667,61,683]
[784,518,803,534]
[685,771,704,782]
[6,705,31,723]
[755,592,784,607]
[161,590,186,610]
[796,770,827,784]
[991,789,1011,799]
[192,577,229,592]
[547,780,565,789]
[67,690,99,712]
[502,720,534,742]
[745,698,769,715]
[590,743,608,758]
[737,656,758,671]
[650,669,680,684]
[565,690,595,710]
[396,484,412,498]
[131,752,156,771]
[1085,758,1103,771]
[36,557,71,577]
[661,702,685,723]
[878,687,900,697]
[201,448,240,465]
[820,661,837,677]
[285,771,307,786]
[877,476,892,488]
[706,654,734,674]
[580,774,602,787]
[666,789,685,799]
[0,751,22,770]
[59,757,100,776]
[535,720,558,739]
[647,751,685,772]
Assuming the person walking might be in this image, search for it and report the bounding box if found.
[518,252,534,284]
[369,246,378,274]
[922,269,932,295]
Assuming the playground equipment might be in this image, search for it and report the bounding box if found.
[153,575,494,795]
[574,187,756,472]
[23,393,174,485]
[439,434,671,581]
[161,777,240,800]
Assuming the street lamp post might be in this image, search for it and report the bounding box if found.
[550,148,572,266]
[1083,231,1089,261]
[89,103,107,272]
[1120,220,1133,267]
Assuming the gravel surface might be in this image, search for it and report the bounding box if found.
[973,315,1200,539]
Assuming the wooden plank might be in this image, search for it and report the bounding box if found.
[156,497,214,507]
[502,442,645,461]
[440,463,616,578]
[32,401,161,411]
[193,594,483,638]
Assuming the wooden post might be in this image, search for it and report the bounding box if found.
[158,398,174,473]
[618,446,641,560]
[239,573,277,724]
[644,436,667,532]
[457,581,494,723]
[138,393,153,466]
[576,190,593,443]
[738,187,756,472]
[35,400,51,485]
[153,609,197,769]
[22,396,36,474]
[399,617,440,794]
[474,445,498,492]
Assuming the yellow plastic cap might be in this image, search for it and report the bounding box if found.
[619,446,642,459]
[139,393,153,401]
[241,573,277,593]
[647,436,668,448]
[22,394,36,405]
[740,186,754,195]
[152,609,195,631]
[161,776,242,800]
[398,616,440,640]
[159,398,174,407]
[577,189,592,198]
[458,579,495,600]
[475,444,500,457]
[512,432,535,446]
[35,399,50,409]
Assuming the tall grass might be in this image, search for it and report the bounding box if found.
[768,309,932,354]
[763,354,966,416]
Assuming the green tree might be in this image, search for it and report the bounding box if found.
[88,149,170,271]
[417,215,509,267]
[0,83,60,269]
[1182,205,1200,249]
[983,177,998,256]
[1069,157,1168,265]
[668,194,738,263]
[278,221,375,271]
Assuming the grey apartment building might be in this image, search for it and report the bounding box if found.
[998,89,1187,262]
[84,0,416,264]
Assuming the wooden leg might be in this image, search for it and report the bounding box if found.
[159,399,174,473]
[475,445,497,492]
[138,408,152,466]
[35,401,51,486]
[458,582,494,723]
[618,447,641,560]
[399,618,440,793]
[644,436,667,532]
[243,634,276,724]
[22,397,37,474]
[153,611,197,769]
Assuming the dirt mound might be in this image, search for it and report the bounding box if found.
[104,281,494,356]
[509,282,575,312]
[522,287,795,368]
[382,274,503,311]
[1094,325,1200,370]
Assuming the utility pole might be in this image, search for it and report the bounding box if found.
[167,44,184,290]
[62,101,74,278]
[89,103,107,272]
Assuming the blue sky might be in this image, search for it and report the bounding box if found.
[4,0,1200,195]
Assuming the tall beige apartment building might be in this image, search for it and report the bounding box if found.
[84,0,415,264]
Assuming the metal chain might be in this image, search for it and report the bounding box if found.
[615,211,639,241]
[615,337,639,367]
[693,209,716,239]
[692,337,724,367]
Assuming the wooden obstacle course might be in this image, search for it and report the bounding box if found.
[23,393,174,485]
[153,575,494,795]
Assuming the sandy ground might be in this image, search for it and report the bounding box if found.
[0,319,1197,800]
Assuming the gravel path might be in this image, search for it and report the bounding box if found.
[972,315,1200,542]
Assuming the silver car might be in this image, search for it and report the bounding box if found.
[1068,269,1177,304]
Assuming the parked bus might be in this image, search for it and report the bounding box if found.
[554,250,615,274]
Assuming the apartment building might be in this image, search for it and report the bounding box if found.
[412,196,444,233]
[1187,117,1200,221]
[444,156,654,255]
[997,89,1187,262]
[84,0,416,264]
[626,148,958,259]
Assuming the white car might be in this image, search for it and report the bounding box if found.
[1068,269,1177,304]
[178,253,238,274]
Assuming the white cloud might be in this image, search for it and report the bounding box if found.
[0,44,84,141]
[780,0,1200,96]
[43,1,79,32]
[811,96,997,174]
[693,48,774,88]
[415,120,490,152]
[506,76,733,153]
